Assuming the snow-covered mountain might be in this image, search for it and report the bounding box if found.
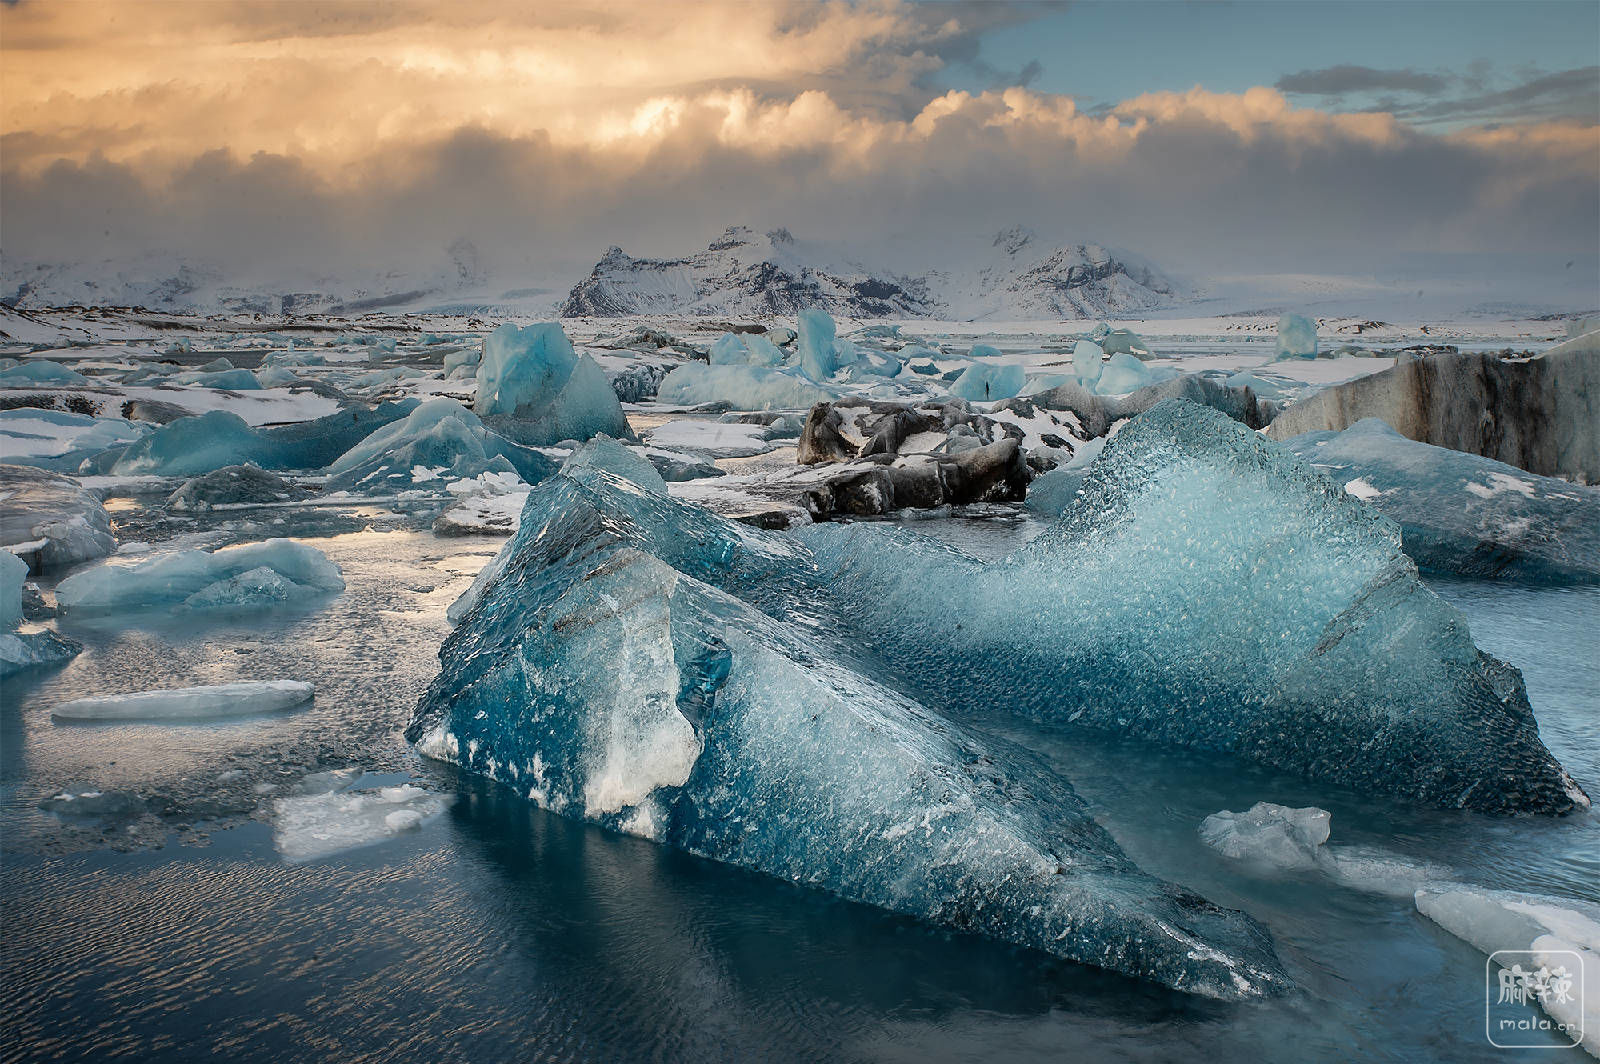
[0,240,536,317]
[560,225,1181,320]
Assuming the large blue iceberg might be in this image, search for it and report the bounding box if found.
[410,471,1289,1000]
[797,400,1586,815]
[1283,418,1600,584]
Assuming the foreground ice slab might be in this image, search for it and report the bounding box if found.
[56,538,344,614]
[1284,419,1600,583]
[800,400,1587,815]
[52,680,314,721]
[0,464,117,567]
[1416,886,1599,1056]
[409,473,1289,1000]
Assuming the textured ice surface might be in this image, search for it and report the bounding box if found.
[559,435,667,494]
[0,464,117,567]
[1284,419,1600,584]
[798,400,1587,814]
[52,680,315,721]
[0,409,149,472]
[1275,313,1319,359]
[410,473,1290,1000]
[111,401,419,477]
[56,538,344,613]
[181,566,322,609]
[655,363,837,409]
[1095,352,1154,395]
[795,308,838,381]
[274,780,449,862]
[475,323,629,446]
[322,397,554,493]
[643,419,776,458]
[1416,886,1599,1055]
[707,331,784,367]
[1101,328,1152,360]
[949,362,1026,402]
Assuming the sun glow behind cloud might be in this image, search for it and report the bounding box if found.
[1,0,1594,280]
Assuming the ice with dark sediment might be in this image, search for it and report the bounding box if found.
[797,400,1587,814]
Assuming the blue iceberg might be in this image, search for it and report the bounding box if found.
[56,538,345,614]
[410,473,1289,999]
[1275,313,1318,359]
[322,398,555,494]
[475,323,630,446]
[1283,418,1600,584]
[799,400,1587,815]
[795,309,838,381]
[0,549,81,678]
[949,363,1026,402]
[111,401,420,477]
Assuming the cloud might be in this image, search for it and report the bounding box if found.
[0,0,1594,289]
[1277,66,1450,97]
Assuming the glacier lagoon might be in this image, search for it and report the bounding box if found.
[1,310,1596,1061]
[1,522,1595,1062]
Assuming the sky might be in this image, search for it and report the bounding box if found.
[1,0,1596,295]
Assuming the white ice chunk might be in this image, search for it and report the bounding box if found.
[273,781,449,862]
[1417,886,1600,1056]
[52,680,315,721]
[56,538,344,613]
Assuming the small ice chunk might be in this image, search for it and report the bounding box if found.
[56,538,344,613]
[182,566,319,610]
[1072,340,1104,387]
[272,780,448,862]
[949,362,1026,402]
[52,680,315,721]
[796,309,838,381]
[1200,802,1331,869]
[1276,313,1318,359]
[1416,886,1600,1051]
[1101,328,1152,360]
[1094,352,1153,395]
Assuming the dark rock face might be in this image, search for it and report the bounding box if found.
[796,404,859,465]
[558,225,1176,319]
[120,399,195,425]
[167,465,313,512]
[1027,375,1280,438]
[803,438,1028,520]
[1265,334,1600,484]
